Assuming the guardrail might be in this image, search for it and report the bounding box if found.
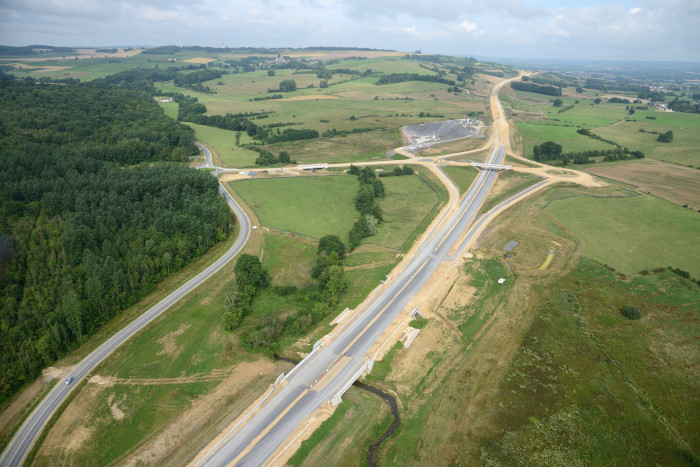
[330,359,374,406]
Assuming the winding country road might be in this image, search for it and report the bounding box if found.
[0,148,251,467]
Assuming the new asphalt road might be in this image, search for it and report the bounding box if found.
[0,149,251,467]
[196,145,508,466]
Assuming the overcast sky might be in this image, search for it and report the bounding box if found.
[1,0,698,61]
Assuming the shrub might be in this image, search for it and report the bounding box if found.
[621,305,642,320]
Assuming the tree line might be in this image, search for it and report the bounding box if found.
[510,81,562,96]
[532,141,644,164]
[347,166,386,249]
[0,79,231,404]
[376,73,456,86]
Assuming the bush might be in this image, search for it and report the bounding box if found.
[621,305,642,320]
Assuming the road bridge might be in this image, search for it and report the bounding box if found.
[470,162,512,171]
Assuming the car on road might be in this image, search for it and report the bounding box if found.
[65,376,74,385]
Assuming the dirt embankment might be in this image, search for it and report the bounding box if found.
[34,360,280,465]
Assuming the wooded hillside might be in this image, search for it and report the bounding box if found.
[0,80,231,403]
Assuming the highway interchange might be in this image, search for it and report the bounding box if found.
[1,73,571,466]
[195,144,509,466]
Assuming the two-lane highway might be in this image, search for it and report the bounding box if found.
[196,145,507,466]
[0,147,251,467]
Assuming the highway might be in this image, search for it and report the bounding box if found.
[196,144,508,466]
[0,146,251,467]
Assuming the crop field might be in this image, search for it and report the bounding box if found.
[546,189,700,277]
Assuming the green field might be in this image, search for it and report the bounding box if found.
[508,88,700,166]
[594,111,700,167]
[442,166,478,195]
[546,191,700,277]
[233,176,359,239]
[183,122,259,167]
[231,172,440,249]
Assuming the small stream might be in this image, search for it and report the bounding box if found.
[274,355,400,466]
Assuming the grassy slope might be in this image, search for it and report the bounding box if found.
[183,122,259,167]
[480,170,542,213]
[289,388,390,467]
[442,166,478,195]
[546,191,700,277]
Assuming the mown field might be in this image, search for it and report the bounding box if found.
[231,171,441,250]
[546,189,700,277]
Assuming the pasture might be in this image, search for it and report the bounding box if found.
[507,87,700,166]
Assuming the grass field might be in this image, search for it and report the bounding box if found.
[479,259,700,466]
[546,190,700,277]
[362,182,700,466]
[507,87,700,166]
[231,172,440,249]
[584,159,700,210]
[593,111,700,167]
[442,166,478,195]
[183,122,259,167]
[232,176,359,239]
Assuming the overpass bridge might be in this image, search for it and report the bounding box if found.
[470,162,512,171]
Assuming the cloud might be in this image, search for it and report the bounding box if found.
[0,0,697,61]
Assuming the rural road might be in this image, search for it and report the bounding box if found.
[195,144,507,466]
[0,146,251,467]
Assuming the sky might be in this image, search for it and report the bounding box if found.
[1,0,699,62]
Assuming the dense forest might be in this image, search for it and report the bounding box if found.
[0,80,232,403]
